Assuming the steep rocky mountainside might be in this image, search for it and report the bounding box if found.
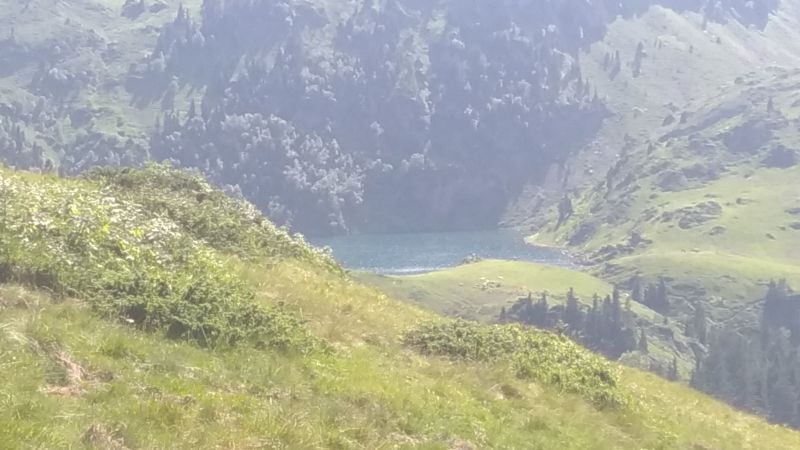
[0,0,786,234]
[504,0,800,230]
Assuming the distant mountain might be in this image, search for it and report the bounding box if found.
[0,0,786,234]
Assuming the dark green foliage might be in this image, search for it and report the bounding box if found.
[0,166,318,351]
[404,320,627,408]
[84,163,338,269]
[643,277,670,314]
[639,329,649,354]
[685,304,708,345]
[693,281,800,428]
[632,41,645,77]
[506,287,638,359]
[630,274,643,303]
[668,357,679,381]
[762,145,798,169]
[557,196,575,228]
[761,279,800,342]
[563,288,583,331]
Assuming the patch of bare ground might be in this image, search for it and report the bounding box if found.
[38,347,98,397]
[82,423,129,450]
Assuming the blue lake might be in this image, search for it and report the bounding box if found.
[309,229,572,275]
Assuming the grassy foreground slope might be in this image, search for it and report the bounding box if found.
[1,166,800,449]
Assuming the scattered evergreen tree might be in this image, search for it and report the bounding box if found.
[686,304,708,345]
[668,357,679,381]
[630,274,643,303]
[505,287,637,360]
[693,281,800,428]
[643,277,670,314]
[638,328,649,354]
[632,41,645,77]
[564,287,583,332]
[557,195,574,227]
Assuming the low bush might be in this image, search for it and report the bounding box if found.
[404,320,627,408]
[85,163,339,269]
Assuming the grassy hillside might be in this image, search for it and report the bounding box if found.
[360,260,623,320]
[505,1,800,228]
[0,0,200,142]
[358,260,697,379]
[2,166,800,448]
[500,2,800,335]
[530,66,800,330]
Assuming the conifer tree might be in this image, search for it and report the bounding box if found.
[668,357,679,381]
[564,287,583,331]
[638,328,649,353]
[630,274,643,303]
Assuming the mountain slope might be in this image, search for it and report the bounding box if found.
[1,166,799,448]
[531,67,800,329]
[359,259,697,379]
[3,0,787,235]
[491,0,800,429]
[0,0,200,163]
[505,0,800,228]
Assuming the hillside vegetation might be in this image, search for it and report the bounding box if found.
[521,11,800,425]
[358,260,616,321]
[2,166,800,448]
[359,260,697,379]
[1,0,786,234]
[533,69,800,328]
[4,0,800,441]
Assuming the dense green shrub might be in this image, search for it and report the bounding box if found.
[0,166,316,351]
[84,163,339,270]
[404,320,627,408]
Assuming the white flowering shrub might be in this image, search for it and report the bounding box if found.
[0,165,323,351]
[85,163,340,269]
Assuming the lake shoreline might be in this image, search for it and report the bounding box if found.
[310,229,574,275]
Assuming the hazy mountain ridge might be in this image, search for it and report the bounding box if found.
[505,0,800,230]
[0,0,783,234]
[140,0,606,233]
[139,0,784,233]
